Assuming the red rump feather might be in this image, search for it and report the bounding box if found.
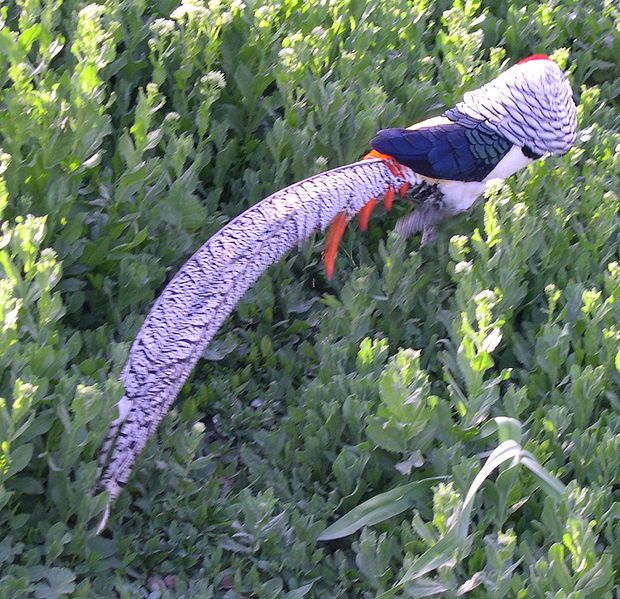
[518,54,551,64]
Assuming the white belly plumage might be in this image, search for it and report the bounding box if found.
[438,145,533,213]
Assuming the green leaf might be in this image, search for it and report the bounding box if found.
[386,441,567,595]
[283,580,317,598]
[30,566,76,599]
[7,443,33,477]
[365,416,409,453]
[520,453,565,501]
[494,417,522,445]
[318,477,443,541]
[376,533,461,599]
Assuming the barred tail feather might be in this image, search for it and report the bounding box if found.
[96,158,419,531]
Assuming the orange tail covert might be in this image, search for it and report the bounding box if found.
[323,212,349,279]
[358,197,378,231]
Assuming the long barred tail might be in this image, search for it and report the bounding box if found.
[95,157,420,531]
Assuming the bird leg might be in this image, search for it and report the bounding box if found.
[421,224,438,245]
[395,183,448,244]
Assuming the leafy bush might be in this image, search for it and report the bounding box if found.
[0,0,618,597]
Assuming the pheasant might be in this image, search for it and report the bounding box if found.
[95,55,577,531]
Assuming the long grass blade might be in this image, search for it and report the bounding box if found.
[318,477,443,541]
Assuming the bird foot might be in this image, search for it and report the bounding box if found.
[421,225,437,245]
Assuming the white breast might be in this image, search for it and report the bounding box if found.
[437,145,533,213]
[483,144,534,182]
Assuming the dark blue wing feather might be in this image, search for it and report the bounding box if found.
[370,122,512,182]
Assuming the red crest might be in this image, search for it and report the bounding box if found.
[518,54,551,64]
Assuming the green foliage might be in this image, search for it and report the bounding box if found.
[0,0,618,596]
